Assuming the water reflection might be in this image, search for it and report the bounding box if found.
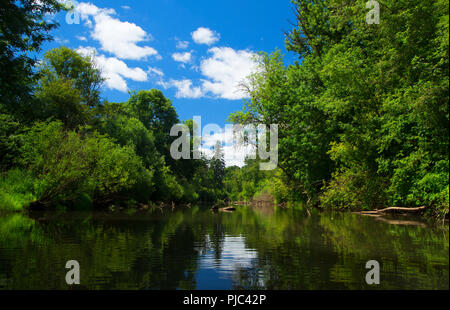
[0,206,448,290]
[195,235,261,289]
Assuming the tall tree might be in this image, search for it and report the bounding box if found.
[0,0,63,119]
[127,89,179,163]
[36,47,104,129]
[232,0,449,212]
[210,141,226,187]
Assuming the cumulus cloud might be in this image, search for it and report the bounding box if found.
[172,52,192,63]
[76,2,158,60]
[159,47,257,100]
[200,47,257,100]
[191,27,220,45]
[159,79,204,98]
[77,46,148,92]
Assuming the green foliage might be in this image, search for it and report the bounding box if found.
[18,121,149,207]
[210,141,226,187]
[223,166,243,201]
[263,169,290,203]
[0,42,207,209]
[101,115,159,168]
[38,47,104,108]
[229,50,336,201]
[0,0,64,120]
[223,159,282,202]
[155,165,184,202]
[127,89,178,160]
[230,0,449,217]
[2,1,447,215]
[0,169,36,211]
[36,76,86,129]
[0,114,23,171]
[36,47,104,129]
[320,169,388,211]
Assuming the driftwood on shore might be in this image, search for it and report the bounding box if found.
[356,206,427,215]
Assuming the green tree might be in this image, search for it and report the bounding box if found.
[36,47,104,129]
[0,0,64,119]
[18,121,149,207]
[232,0,449,215]
[210,141,226,187]
[127,89,178,152]
[0,114,23,171]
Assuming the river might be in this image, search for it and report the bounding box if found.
[0,205,448,289]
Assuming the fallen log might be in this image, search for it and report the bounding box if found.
[219,206,236,212]
[358,206,427,215]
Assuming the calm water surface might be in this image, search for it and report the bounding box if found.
[0,206,448,290]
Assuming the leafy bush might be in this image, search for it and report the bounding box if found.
[18,121,150,207]
[266,170,290,203]
[320,169,388,211]
[388,152,449,214]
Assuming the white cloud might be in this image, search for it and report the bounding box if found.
[191,27,220,45]
[121,5,131,10]
[77,2,115,22]
[77,47,148,92]
[76,35,87,41]
[172,52,192,63]
[176,40,189,49]
[200,47,257,99]
[76,2,159,60]
[160,47,257,100]
[158,79,203,99]
[147,66,164,77]
[222,143,256,167]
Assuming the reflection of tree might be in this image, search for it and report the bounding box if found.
[318,213,449,289]
[0,209,201,289]
[215,207,449,290]
[0,206,448,290]
[231,263,263,290]
[211,217,225,262]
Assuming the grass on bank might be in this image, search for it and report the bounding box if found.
[0,169,36,211]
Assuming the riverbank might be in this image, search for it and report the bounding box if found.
[1,180,447,223]
[228,192,448,221]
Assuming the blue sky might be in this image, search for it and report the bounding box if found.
[43,0,298,126]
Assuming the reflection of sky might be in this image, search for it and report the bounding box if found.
[194,235,262,289]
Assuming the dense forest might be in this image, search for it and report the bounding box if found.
[0,0,448,218]
[228,0,449,219]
